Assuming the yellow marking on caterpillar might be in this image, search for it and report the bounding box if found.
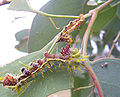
[24,81,27,87]
[54,66,56,70]
[50,63,54,66]
[81,54,88,58]
[14,85,18,91]
[73,66,76,70]
[49,69,53,72]
[39,70,44,78]
[61,65,63,69]
[0,77,4,80]
[32,74,35,79]
[80,64,84,68]
[76,60,80,63]
[77,67,82,71]
[19,61,31,69]
[17,86,21,95]
[58,63,61,68]
[67,65,70,69]
[47,65,50,69]
[81,59,85,61]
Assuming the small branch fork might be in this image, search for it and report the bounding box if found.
[108,32,120,57]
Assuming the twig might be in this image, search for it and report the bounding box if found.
[85,61,103,97]
[87,86,95,97]
[108,32,120,57]
[81,0,114,54]
[31,8,91,19]
[73,83,94,91]
[0,0,12,6]
[82,10,98,54]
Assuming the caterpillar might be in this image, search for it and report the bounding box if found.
[2,59,84,94]
[57,14,85,45]
[2,47,86,94]
[1,14,86,95]
[44,45,71,60]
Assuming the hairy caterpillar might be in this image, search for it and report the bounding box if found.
[57,14,84,44]
[2,46,85,94]
[2,58,84,94]
[1,14,86,95]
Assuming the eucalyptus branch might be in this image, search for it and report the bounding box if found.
[82,10,98,54]
[93,0,114,12]
[80,1,115,97]
[108,32,120,57]
[31,8,92,19]
[81,0,114,54]
[85,61,103,97]
[31,9,78,19]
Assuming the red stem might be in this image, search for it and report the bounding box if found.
[85,62,103,97]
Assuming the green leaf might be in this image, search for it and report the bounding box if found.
[71,72,92,97]
[28,0,85,53]
[91,58,120,97]
[0,34,73,97]
[103,16,120,44]
[92,2,118,35]
[79,2,119,37]
[15,29,29,52]
[8,0,33,12]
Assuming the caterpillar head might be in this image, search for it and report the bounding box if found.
[3,74,17,86]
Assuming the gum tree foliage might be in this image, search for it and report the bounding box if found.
[0,0,120,97]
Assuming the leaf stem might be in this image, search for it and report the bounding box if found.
[31,8,79,19]
[82,10,98,54]
[31,8,91,19]
[85,61,103,97]
[73,83,94,91]
[108,32,120,57]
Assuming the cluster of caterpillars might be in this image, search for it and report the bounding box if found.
[1,14,85,94]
